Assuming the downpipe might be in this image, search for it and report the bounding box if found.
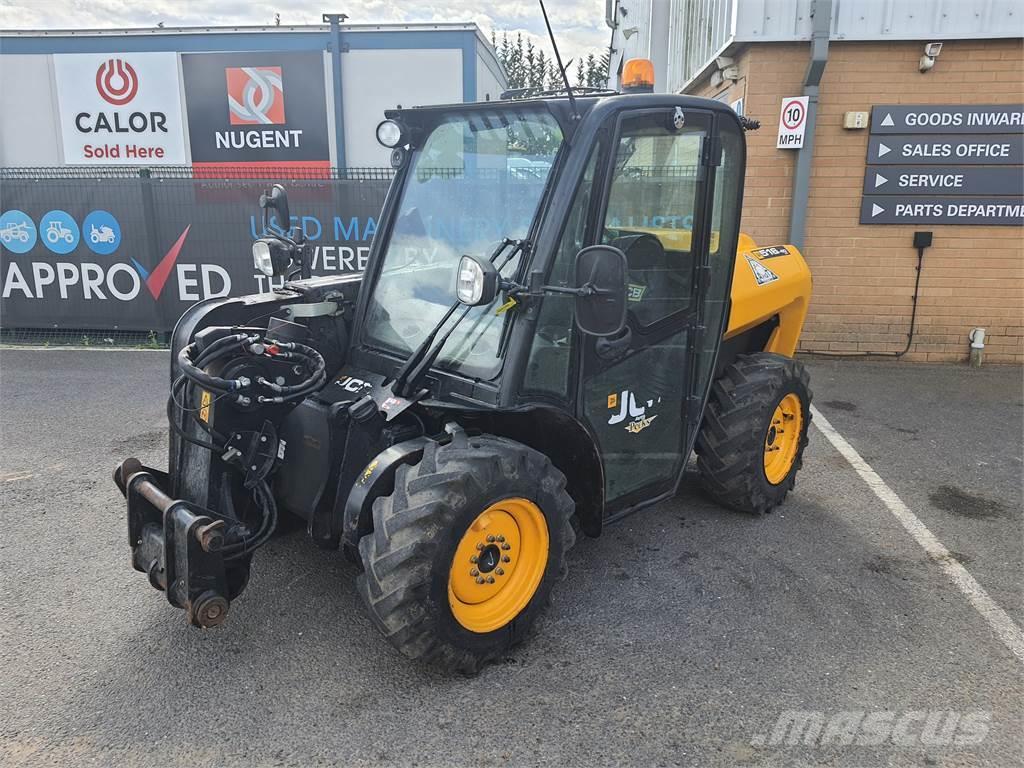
[969,327,986,368]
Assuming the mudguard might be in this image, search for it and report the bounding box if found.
[341,436,431,551]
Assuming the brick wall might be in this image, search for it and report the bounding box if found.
[688,39,1024,363]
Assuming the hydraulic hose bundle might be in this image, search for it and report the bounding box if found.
[168,330,327,560]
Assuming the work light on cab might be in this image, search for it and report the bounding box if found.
[375,119,406,148]
[622,58,655,93]
[456,254,499,306]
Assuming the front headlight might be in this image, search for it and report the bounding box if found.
[252,240,275,276]
[455,254,499,306]
[456,257,485,305]
[252,237,293,277]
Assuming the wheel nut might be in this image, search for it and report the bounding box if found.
[470,555,478,563]
[502,555,511,563]
[486,535,495,543]
[486,577,495,584]
[476,577,485,584]
[496,535,505,542]
[476,542,484,550]
[501,543,511,550]
[470,568,479,577]
[496,568,504,576]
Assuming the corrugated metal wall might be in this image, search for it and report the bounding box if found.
[665,0,734,93]
[636,0,1023,92]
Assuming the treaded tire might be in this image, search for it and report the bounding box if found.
[696,352,812,514]
[356,432,576,674]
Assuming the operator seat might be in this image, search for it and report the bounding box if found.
[608,232,677,326]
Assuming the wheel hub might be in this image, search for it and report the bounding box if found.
[447,498,549,633]
[476,544,501,573]
[763,392,803,485]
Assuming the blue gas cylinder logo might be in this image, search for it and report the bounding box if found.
[84,210,122,255]
[0,210,37,254]
[41,210,80,255]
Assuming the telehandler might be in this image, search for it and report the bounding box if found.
[114,58,813,673]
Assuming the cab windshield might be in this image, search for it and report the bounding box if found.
[363,108,564,379]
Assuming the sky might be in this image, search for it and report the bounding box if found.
[0,0,611,66]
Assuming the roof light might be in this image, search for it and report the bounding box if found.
[376,119,405,148]
[622,58,655,93]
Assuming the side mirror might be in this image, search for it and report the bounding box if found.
[259,184,291,235]
[573,245,628,337]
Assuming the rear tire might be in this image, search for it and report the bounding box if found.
[356,432,576,674]
[696,353,812,514]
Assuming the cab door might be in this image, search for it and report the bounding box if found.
[577,107,720,513]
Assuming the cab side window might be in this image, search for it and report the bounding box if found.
[602,116,705,328]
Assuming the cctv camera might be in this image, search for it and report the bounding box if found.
[716,56,734,69]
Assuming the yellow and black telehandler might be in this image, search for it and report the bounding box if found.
[114,57,813,673]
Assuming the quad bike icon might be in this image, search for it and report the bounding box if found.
[46,221,75,245]
[0,221,30,244]
[90,224,116,244]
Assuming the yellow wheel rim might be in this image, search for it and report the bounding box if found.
[763,392,803,485]
[447,498,549,634]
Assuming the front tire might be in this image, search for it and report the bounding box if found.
[356,432,576,674]
[696,353,812,514]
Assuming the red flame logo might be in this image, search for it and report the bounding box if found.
[95,59,139,106]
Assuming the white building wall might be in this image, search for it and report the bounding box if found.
[340,48,463,167]
[0,55,62,166]
[476,52,505,102]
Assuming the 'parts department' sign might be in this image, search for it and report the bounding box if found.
[53,53,188,165]
[181,51,331,173]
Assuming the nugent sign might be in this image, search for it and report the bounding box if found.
[54,53,187,165]
[182,51,331,174]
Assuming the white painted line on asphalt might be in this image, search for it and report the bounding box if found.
[1,472,34,482]
[811,405,1024,666]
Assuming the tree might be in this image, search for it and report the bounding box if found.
[490,29,609,93]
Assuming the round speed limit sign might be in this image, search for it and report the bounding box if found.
[777,96,809,149]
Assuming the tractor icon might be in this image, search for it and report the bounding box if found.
[90,224,116,244]
[46,220,75,245]
[0,221,30,244]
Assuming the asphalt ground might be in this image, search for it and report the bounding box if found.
[0,350,1021,768]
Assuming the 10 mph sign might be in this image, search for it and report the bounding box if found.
[777,96,809,149]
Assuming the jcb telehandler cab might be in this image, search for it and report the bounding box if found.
[114,79,813,673]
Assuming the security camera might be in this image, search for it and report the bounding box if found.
[716,56,735,69]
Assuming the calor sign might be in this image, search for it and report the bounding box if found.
[54,52,187,165]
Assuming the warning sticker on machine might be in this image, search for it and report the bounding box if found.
[750,246,790,259]
[745,255,779,285]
